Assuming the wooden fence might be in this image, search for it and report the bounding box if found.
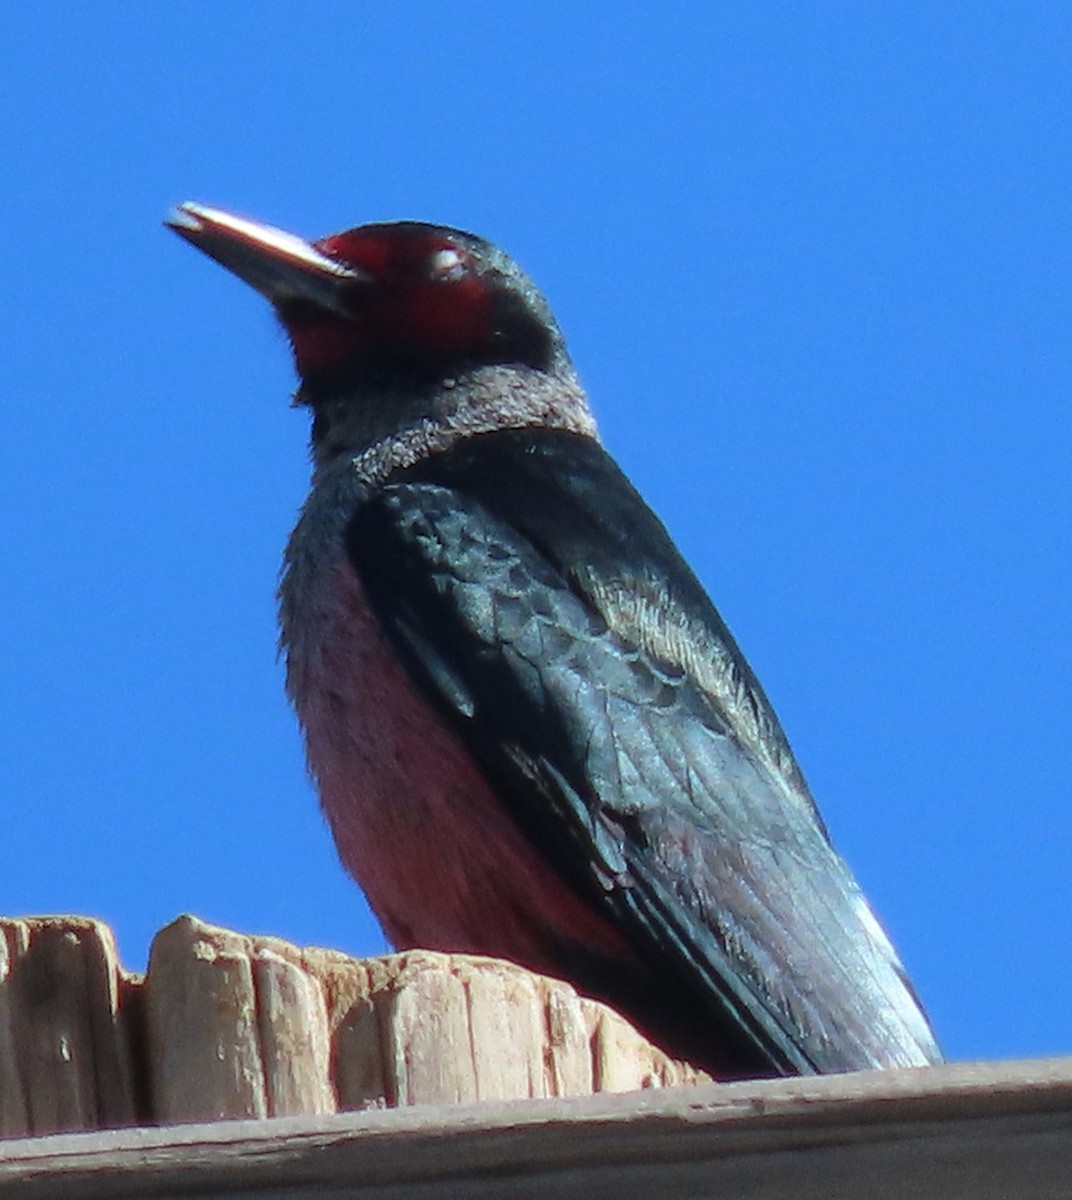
[2,915,1070,1198]
[0,913,703,1138]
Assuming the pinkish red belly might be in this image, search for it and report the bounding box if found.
[292,561,634,977]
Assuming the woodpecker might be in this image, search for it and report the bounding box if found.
[166,202,941,1078]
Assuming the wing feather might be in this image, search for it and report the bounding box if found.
[345,429,940,1074]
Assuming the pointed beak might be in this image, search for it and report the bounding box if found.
[165,202,370,314]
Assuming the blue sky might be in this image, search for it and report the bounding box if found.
[3,4,1070,1066]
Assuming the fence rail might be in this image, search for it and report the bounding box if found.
[2,1058,1071,1198]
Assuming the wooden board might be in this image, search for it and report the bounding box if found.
[1,1058,1071,1198]
[0,918,138,1137]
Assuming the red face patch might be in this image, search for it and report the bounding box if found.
[283,227,495,376]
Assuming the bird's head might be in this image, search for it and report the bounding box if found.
[166,203,570,391]
[167,203,591,470]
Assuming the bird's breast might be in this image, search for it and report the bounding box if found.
[281,508,632,973]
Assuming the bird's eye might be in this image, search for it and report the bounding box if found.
[428,246,466,281]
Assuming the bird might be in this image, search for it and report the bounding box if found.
[166,201,941,1078]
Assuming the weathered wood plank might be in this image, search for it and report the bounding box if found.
[461,957,546,1101]
[543,982,594,1098]
[145,917,268,1123]
[1,914,704,1135]
[141,918,706,1122]
[0,922,30,1138]
[0,1059,1071,1199]
[0,918,137,1138]
[252,948,334,1118]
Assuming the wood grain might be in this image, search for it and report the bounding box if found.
[0,914,706,1138]
[1,1058,1071,1199]
[0,918,137,1137]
